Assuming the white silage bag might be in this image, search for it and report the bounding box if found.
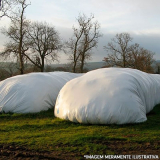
[0,72,82,113]
[54,68,160,124]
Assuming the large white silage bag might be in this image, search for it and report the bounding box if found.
[0,72,81,113]
[54,68,160,124]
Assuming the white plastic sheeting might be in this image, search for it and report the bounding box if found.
[0,72,81,113]
[55,68,160,124]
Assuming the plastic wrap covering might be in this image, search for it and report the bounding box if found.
[55,68,160,124]
[0,72,82,113]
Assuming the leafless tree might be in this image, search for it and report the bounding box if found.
[128,43,155,73]
[0,0,26,19]
[0,0,14,18]
[65,17,84,73]
[66,14,102,73]
[25,22,62,72]
[103,33,155,73]
[1,0,30,74]
[104,33,132,68]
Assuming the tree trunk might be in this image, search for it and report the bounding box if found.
[19,24,24,74]
[80,54,85,73]
[123,53,126,68]
[73,62,76,73]
[18,2,25,75]
[41,56,44,72]
[19,50,24,74]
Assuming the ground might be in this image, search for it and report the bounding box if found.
[0,105,160,160]
[0,141,160,160]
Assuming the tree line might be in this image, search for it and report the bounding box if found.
[0,0,155,77]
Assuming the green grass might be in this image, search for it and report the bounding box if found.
[0,104,160,156]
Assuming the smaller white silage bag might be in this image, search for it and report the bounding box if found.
[54,68,160,124]
[0,72,81,113]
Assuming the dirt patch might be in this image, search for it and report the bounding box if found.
[106,141,160,156]
[0,145,75,160]
[0,142,160,160]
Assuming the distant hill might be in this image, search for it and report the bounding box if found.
[50,61,106,71]
[84,61,106,70]
[1,60,160,73]
[50,60,160,72]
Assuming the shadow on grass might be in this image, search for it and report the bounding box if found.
[0,108,55,119]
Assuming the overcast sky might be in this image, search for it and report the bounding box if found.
[0,0,160,63]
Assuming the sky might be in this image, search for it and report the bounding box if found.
[0,0,160,63]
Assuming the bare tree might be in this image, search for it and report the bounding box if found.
[79,15,102,73]
[1,0,30,74]
[0,0,14,18]
[65,16,85,73]
[103,33,155,73]
[128,43,155,73]
[66,14,102,73]
[0,0,25,19]
[25,22,62,72]
[104,33,132,68]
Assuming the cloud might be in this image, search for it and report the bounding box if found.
[25,0,160,35]
[0,0,159,63]
[85,32,160,62]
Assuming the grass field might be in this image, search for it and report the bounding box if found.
[0,104,160,159]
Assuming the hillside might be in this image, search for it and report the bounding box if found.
[49,61,106,71]
[1,60,160,74]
